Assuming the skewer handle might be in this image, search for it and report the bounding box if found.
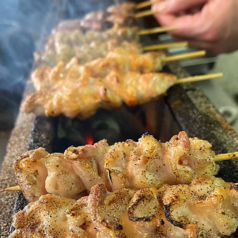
[214,152,238,162]
[136,0,155,9]
[135,9,156,18]
[143,41,188,51]
[138,26,177,35]
[175,73,223,84]
[136,0,152,9]
[164,50,206,63]
[1,185,21,192]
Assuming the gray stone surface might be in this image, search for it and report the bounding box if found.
[196,51,238,133]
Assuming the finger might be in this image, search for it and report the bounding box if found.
[170,36,219,54]
[152,0,207,14]
[155,13,203,38]
[187,40,214,52]
[187,40,226,55]
[168,35,212,49]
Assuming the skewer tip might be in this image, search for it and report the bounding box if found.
[175,72,223,85]
[136,0,154,10]
[1,185,21,192]
[142,41,188,51]
[164,50,206,63]
[214,152,238,162]
[135,9,156,18]
[138,26,177,35]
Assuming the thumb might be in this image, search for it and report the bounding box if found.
[152,0,207,14]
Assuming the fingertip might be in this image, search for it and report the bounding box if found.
[154,14,176,27]
[164,14,201,39]
[152,1,168,13]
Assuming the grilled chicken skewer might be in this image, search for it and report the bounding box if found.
[22,71,220,120]
[36,3,138,66]
[33,43,196,91]
[36,26,140,66]
[21,71,172,118]
[13,131,219,202]
[10,175,238,238]
[52,3,137,34]
[32,45,165,90]
[37,24,178,66]
[5,147,238,193]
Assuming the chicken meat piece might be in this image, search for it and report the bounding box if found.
[22,71,175,119]
[82,47,165,77]
[34,2,139,66]
[22,72,122,118]
[36,26,140,66]
[106,2,137,27]
[161,175,238,237]
[14,131,218,202]
[10,194,81,238]
[14,147,87,202]
[106,2,136,15]
[49,24,122,49]
[52,3,137,34]
[104,131,218,190]
[88,183,193,238]
[10,176,238,238]
[56,2,136,31]
[32,42,142,90]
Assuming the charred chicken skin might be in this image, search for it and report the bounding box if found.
[14,131,218,202]
[10,175,238,238]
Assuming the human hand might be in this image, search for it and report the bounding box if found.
[152,0,238,54]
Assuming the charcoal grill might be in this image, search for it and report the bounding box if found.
[1,1,238,237]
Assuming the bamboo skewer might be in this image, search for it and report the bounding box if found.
[143,41,188,51]
[136,0,154,9]
[1,185,21,192]
[175,73,223,84]
[135,9,157,18]
[164,50,206,63]
[214,152,238,162]
[138,26,177,35]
